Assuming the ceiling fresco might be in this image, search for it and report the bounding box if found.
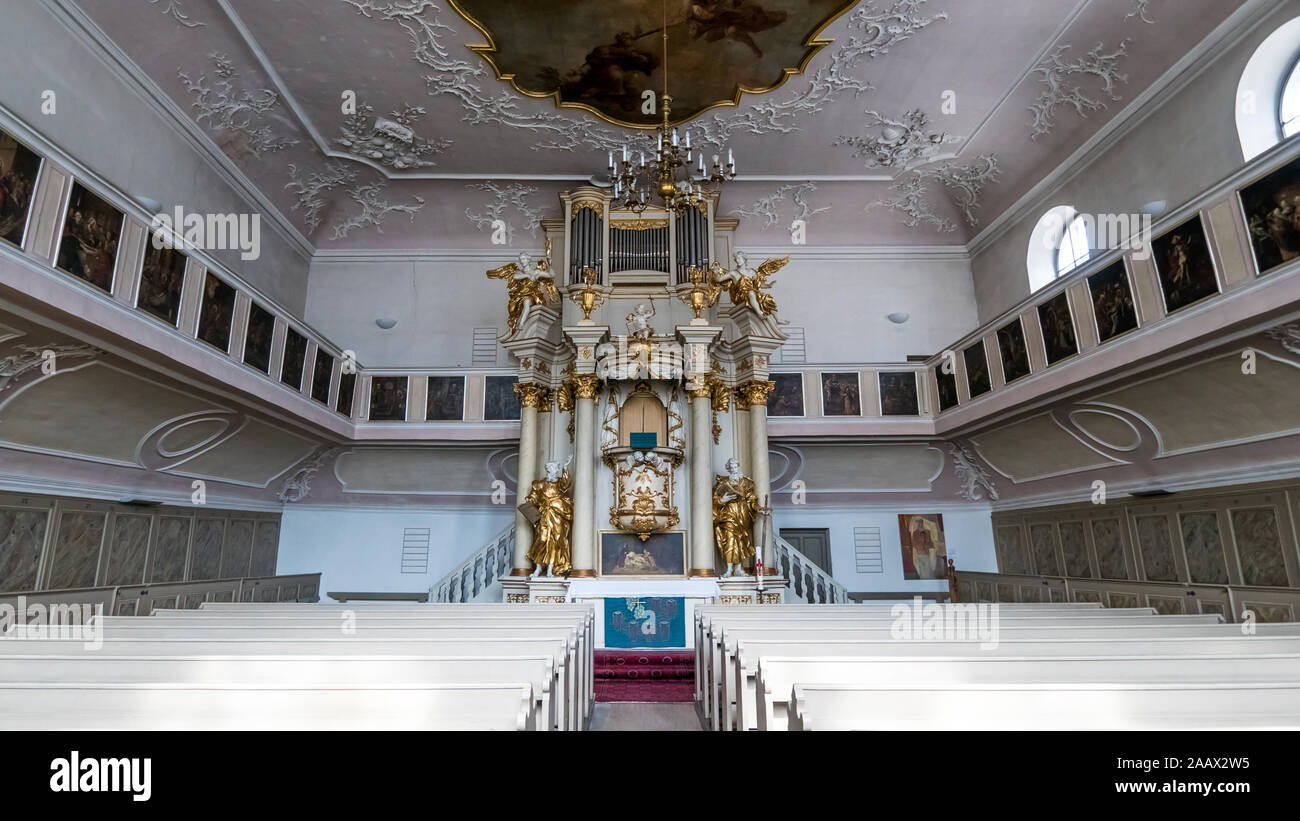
[446,0,858,127]
[60,0,1249,248]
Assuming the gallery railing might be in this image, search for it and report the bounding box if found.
[0,572,321,618]
[430,524,515,603]
[773,535,849,603]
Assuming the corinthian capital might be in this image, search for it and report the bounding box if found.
[740,380,775,409]
[513,382,550,409]
[571,373,602,400]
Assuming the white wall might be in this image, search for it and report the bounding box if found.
[276,506,512,598]
[774,504,997,594]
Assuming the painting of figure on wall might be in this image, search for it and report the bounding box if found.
[767,372,804,416]
[1037,292,1078,366]
[963,342,991,398]
[600,531,686,577]
[484,375,521,420]
[1240,154,1300,275]
[1087,260,1138,343]
[934,364,958,411]
[369,375,409,421]
[0,131,42,247]
[56,183,122,292]
[426,376,466,421]
[337,372,357,417]
[311,350,334,404]
[136,245,186,327]
[820,372,860,416]
[899,513,947,581]
[603,596,686,649]
[280,329,308,389]
[878,371,919,416]
[1152,215,1219,313]
[243,302,275,373]
[196,272,236,352]
[996,318,1031,383]
[447,0,855,127]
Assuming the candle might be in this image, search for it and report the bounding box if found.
[684,131,691,149]
[672,128,678,146]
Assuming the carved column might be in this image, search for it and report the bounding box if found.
[688,381,716,576]
[511,382,549,575]
[743,380,776,574]
[569,373,601,577]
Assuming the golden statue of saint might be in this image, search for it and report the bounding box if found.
[712,457,759,577]
[486,239,560,337]
[525,459,573,578]
[710,251,788,318]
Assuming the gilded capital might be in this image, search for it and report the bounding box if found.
[514,382,550,409]
[571,373,601,400]
[741,380,775,408]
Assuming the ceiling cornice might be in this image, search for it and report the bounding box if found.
[43,0,316,260]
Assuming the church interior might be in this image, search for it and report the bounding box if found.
[3,0,1300,749]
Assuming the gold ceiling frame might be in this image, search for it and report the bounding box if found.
[445,0,861,129]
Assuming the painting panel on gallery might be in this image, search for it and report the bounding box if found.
[899,513,946,581]
[934,364,958,411]
[1151,215,1219,314]
[336,372,357,417]
[963,342,991,397]
[426,376,466,421]
[1240,153,1300,276]
[484,375,521,420]
[280,328,308,390]
[136,244,187,327]
[1037,292,1078,366]
[1086,260,1138,343]
[0,130,42,248]
[56,183,122,293]
[369,376,409,421]
[243,302,275,373]
[311,349,334,404]
[196,273,236,353]
[996,318,1031,383]
[767,372,804,416]
[600,531,686,578]
[603,596,686,649]
[878,371,919,416]
[820,372,860,416]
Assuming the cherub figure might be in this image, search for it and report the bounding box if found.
[625,302,656,342]
[711,251,788,318]
[485,238,560,337]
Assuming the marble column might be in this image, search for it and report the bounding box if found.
[743,380,776,574]
[568,374,601,577]
[510,383,548,575]
[688,383,715,577]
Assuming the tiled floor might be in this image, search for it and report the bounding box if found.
[588,702,704,731]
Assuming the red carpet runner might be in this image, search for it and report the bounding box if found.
[594,650,695,702]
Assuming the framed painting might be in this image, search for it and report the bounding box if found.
[820,371,860,416]
[311,349,334,404]
[0,130,43,247]
[243,302,275,373]
[996,318,1031,383]
[56,182,123,292]
[899,513,947,581]
[963,341,991,398]
[196,272,236,352]
[599,531,686,578]
[427,375,466,421]
[1240,153,1300,276]
[369,376,409,421]
[136,244,186,327]
[1037,291,1078,366]
[1087,260,1138,343]
[766,372,804,417]
[603,596,686,649]
[878,371,919,416]
[1151,215,1219,314]
[484,375,521,420]
[934,363,958,411]
[280,328,308,389]
[336,372,357,417]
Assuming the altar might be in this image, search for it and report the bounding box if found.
[490,185,790,650]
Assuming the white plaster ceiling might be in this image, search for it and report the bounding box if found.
[70,0,1246,248]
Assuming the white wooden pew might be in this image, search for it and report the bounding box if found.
[787,681,1300,730]
[0,654,557,732]
[703,614,1224,728]
[756,650,1300,730]
[0,636,577,730]
[0,682,537,730]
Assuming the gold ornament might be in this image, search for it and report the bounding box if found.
[485,239,560,337]
[524,466,573,576]
[741,380,775,408]
[513,382,550,409]
[569,266,606,321]
[713,464,759,566]
[679,264,722,320]
[571,373,601,400]
[712,255,788,317]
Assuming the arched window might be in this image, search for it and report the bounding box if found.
[1281,54,1300,138]
[1236,17,1300,159]
[1027,206,1091,292]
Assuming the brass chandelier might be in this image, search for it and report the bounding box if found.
[605,1,737,214]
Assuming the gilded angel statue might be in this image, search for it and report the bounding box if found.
[486,238,561,337]
[711,250,788,318]
[524,456,573,578]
